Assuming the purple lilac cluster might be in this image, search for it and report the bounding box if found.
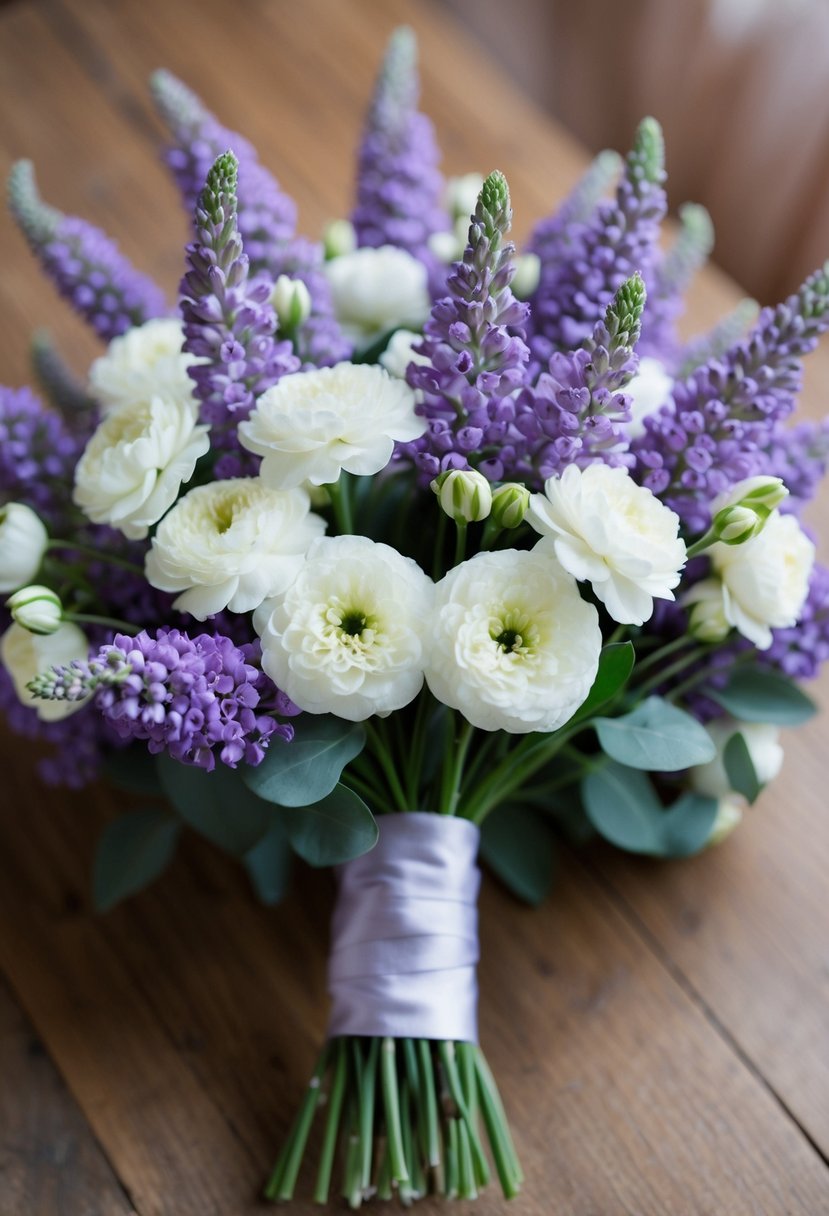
[638,202,714,365]
[8,161,167,342]
[0,385,82,526]
[633,261,829,531]
[526,118,666,364]
[30,628,297,771]
[179,150,299,469]
[351,26,448,265]
[400,170,529,481]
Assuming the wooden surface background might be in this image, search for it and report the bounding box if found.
[1,1,828,1213]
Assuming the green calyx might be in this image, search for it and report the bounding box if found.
[605,271,646,351]
[475,170,511,243]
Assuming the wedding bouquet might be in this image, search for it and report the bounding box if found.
[2,26,828,1206]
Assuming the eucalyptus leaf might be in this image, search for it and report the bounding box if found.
[568,642,636,724]
[244,820,293,905]
[282,784,378,867]
[242,716,366,808]
[582,762,718,857]
[711,668,817,726]
[480,803,557,906]
[93,808,180,912]
[723,731,761,803]
[103,747,164,798]
[594,696,716,770]
[660,792,719,856]
[157,755,274,856]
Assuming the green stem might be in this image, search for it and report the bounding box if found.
[314,1039,348,1204]
[417,1040,441,1175]
[667,649,750,704]
[464,726,581,824]
[264,1040,331,1201]
[327,474,355,535]
[441,719,475,816]
[46,539,144,575]
[364,722,409,812]
[685,528,717,559]
[634,645,711,699]
[380,1038,409,1185]
[473,1049,522,1198]
[359,1038,379,1196]
[630,633,693,681]
[438,1042,489,1186]
[432,511,448,579]
[65,612,140,634]
[452,521,468,567]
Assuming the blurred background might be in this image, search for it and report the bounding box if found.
[442,0,829,303]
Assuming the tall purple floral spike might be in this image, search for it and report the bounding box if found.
[179,150,300,467]
[7,161,167,342]
[0,384,82,525]
[512,272,645,480]
[527,118,667,364]
[31,330,97,428]
[400,170,530,481]
[675,297,759,379]
[352,26,449,263]
[763,418,829,510]
[638,202,714,363]
[633,260,829,530]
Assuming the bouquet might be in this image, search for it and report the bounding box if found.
[3,25,828,1207]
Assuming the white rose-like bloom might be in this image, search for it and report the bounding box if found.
[255,535,434,720]
[1,621,89,721]
[624,357,673,438]
[0,503,48,593]
[528,464,686,625]
[145,479,326,620]
[710,511,814,649]
[238,363,425,489]
[690,718,784,799]
[425,547,601,733]
[73,396,210,540]
[88,318,199,414]
[324,245,430,345]
[378,329,429,380]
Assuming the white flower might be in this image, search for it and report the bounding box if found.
[239,363,425,489]
[0,503,48,593]
[378,329,429,380]
[73,396,210,540]
[710,511,814,649]
[445,173,485,221]
[0,620,88,722]
[145,479,325,619]
[271,275,312,331]
[528,464,686,625]
[625,357,673,438]
[324,245,430,345]
[425,547,601,733]
[708,795,744,845]
[88,318,200,414]
[690,718,784,799]
[255,535,434,720]
[6,585,62,635]
[511,253,541,300]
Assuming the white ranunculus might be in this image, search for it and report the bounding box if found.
[238,363,425,490]
[710,511,814,649]
[425,547,601,733]
[528,464,686,626]
[73,396,210,540]
[690,718,784,799]
[378,329,429,380]
[255,535,434,720]
[0,503,48,593]
[145,479,326,620]
[0,620,88,721]
[88,318,200,414]
[324,245,430,345]
[624,357,673,438]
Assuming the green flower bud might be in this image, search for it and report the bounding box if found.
[712,504,765,545]
[431,469,492,524]
[271,275,312,332]
[6,584,63,635]
[710,476,789,546]
[490,482,530,529]
[323,218,356,260]
[685,578,731,643]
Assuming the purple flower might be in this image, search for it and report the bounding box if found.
[0,662,108,788]
[762,418,829,511]
[675,298,759,379]
[761,562,829,680]
[638,203,713,364]
[31,332,97,432]
[0,385,82,526]
[8,161,167,342]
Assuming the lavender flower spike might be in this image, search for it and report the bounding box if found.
[401,170,530,481]
[676,298,759,379]
[31,330,97,426]
[352,27,449,262]
[0,384,82,527]
[7,161,167,341]
[527,118,667,363]
[179,150,299,459]
[638,202,714,363]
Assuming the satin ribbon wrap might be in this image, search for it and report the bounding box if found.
[327,812,481,1043]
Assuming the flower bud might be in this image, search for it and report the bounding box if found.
[712,504,763,545]
[511,253,541,300]
[6,584,63,635]
[710,476,789,546]
[708,795,744,846]
[431,469,492,524]
[0,503,48,593]
[271,275,312,332]
[323,218,356,260]
[490,482,530,529]
[685,578,731,643]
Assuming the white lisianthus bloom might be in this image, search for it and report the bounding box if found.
[710,511,814,649]
[425,547,601,733]
[0,503,48,593]
[528,464,686,625]
[255,535,434,721]
[690,718,784,799]
[324,245,430,345]
[624,357,673,438]
[145,479,325,619]
[378,329,429,380]
[239,363,425,489]
[0,620,88,721]
[88,318,200,414]
[73,396,210,540]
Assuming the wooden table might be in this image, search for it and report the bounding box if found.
[1,1,828,1212]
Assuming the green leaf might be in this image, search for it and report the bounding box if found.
[93,808,180,912]
[582,762,718,857]
[242,716,366,808]
[710,668,817,726]
[480,804,557,907]
[103,747,164,798]
[244,820,293,905]
[723,731,761,803]
[594,696,716,770]
[660,792,719,856]
[281,784,378,867]
[157,755,274,856]
[568,642,635,725]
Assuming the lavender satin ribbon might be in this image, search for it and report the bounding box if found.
[327,812,481,1043]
